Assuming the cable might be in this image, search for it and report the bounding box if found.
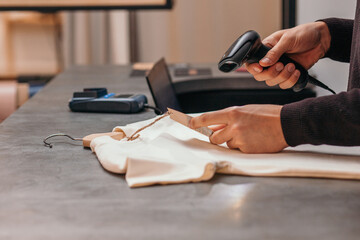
[144,104,163,115]
[308,75,336,95]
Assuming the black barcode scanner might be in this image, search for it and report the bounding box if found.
[218,30,335,94]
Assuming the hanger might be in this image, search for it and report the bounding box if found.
[44,112,172,148]
[43,131,125,148]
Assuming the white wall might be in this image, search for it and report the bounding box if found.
[137,0,282,63]
[297,0,356,96]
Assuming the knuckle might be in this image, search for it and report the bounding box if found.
[226,142,236,149]
[285,72,300,88]
[266,79,276,86]
[254,69,273,81]
[226,140,238,149]
[209,135,219,144]
[281,32,291,42]
[288,78,298,87]
[226,107,240,119]
[276,68,293,85]
[279,81,289,89]
[245,65,253,74]
[279,78,296,89]
[230,123,243,134]
[226,106,237,112]
[269,67,280,78]
[198,114,208,124]
[263,37,276,47]
[266,50,277,60]
[254,74,264,81]
[282,68,293,78]
[245,63,255,69]
[240,147,252,154]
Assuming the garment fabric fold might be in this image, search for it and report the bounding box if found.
[90,115,360,188]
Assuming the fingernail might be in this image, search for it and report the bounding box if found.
[261,57,272,64]
[287,64,295,72]
[276,63,284,72]
[253,66,262,73]
[294,70,300,77]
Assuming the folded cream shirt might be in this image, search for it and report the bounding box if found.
[90,115,360,188]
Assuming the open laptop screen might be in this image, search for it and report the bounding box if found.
[145,58,182,113]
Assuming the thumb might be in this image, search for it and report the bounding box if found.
[260,36,291,67]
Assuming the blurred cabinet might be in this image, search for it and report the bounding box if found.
[0,12,61,78]
[0,12,61,122]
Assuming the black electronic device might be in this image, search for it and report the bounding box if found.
[145,58,316,113]
[218,30,335,94]
[69,88,147,113]
[145,58,182,113]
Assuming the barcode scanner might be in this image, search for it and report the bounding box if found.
[218,30,335,94]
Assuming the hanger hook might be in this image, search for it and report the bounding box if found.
[43,133,82,148]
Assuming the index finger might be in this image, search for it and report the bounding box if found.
[245,63,263,75]
[190,109,230,129]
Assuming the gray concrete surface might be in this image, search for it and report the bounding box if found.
[0,65,359,240]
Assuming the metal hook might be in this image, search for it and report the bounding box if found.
[43,133,82,148]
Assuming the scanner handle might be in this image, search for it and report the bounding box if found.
[247,44,308,92]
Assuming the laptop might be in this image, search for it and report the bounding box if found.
[145,58,182,113]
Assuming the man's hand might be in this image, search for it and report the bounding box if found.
[190,105,288,153]
[246,22,331,89]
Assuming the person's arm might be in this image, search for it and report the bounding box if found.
[189,89,360,153]
[190,105,288,153]
[281,88,360,146]
[320,18,354,62]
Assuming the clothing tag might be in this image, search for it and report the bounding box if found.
[167,108,213,137]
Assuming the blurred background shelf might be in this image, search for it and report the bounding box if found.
[0,0,355,122]
[0,12,60,121]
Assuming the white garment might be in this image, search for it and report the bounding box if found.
[90,115,360,188]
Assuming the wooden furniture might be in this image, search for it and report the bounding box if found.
[0,12,61,79]
[0,79,29,122]
[0,12,60,121]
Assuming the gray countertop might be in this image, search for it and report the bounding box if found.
[0,65,359,240]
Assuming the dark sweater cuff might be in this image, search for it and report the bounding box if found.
[318,18,353,62]
[280,103,305,147]
[281,90,360,147]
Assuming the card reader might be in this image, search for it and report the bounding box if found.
[69,88,147,113]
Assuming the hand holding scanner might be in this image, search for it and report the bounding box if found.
[218,30,335,94]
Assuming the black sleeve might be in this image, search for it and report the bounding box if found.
[319,18,354,62]
[281,89,360,146]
